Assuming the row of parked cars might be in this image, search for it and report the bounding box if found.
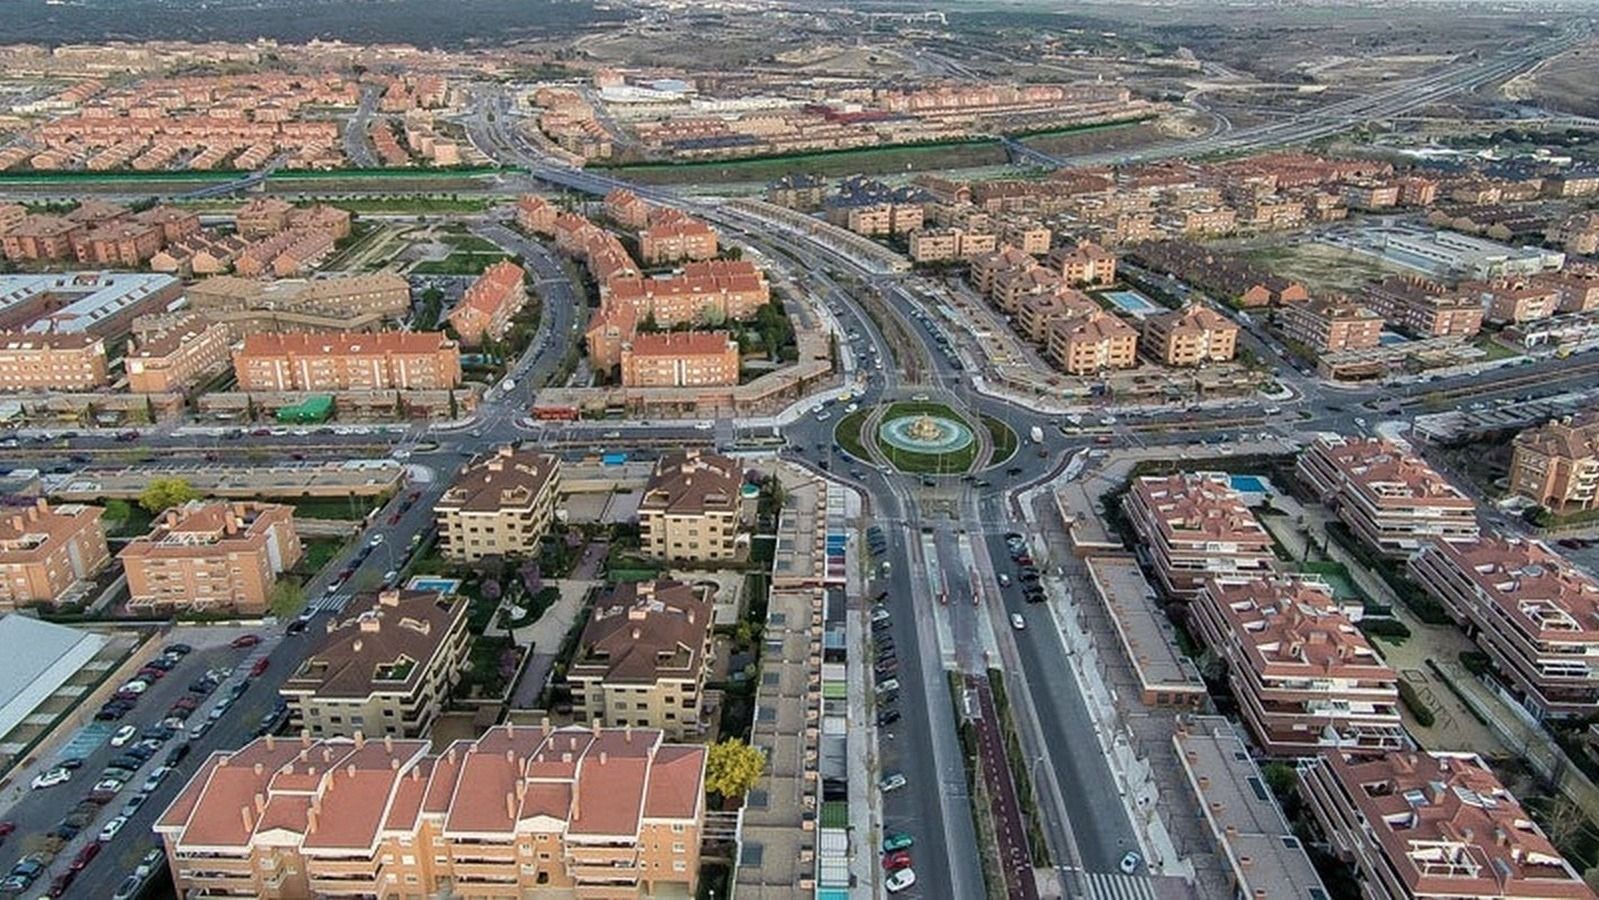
[1001,532,1045,605]
[869,598,917,894]
[8,644,206,897]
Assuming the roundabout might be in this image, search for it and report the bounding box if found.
[837,400,1009,475]
[878,413,975,457]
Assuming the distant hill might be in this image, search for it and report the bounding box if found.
[0,0,629,47]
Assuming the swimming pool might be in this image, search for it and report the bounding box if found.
[1102,290,1162,318]
[1378,331,1409,347]
[406,576,462,594]
[1230,474,1268,493]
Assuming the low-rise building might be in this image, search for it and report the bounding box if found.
[1299,750,1591,900]
[604,188,651,229]
[639,216,718,265]
[1047,241,1117,286]
[569,580,713,740]
[119,501,301,614]
[1193,576,1404,755]
[446,260,526,348]
[907,227,997,263]
[125,314,232,393]
[0,500,110,610]
[1278,297,1384,353]
[1044,310,1138,375]
[1410,535,1599,718]
[1086,556,1207,709]
[1,216,85,262]
[1172,717,1330,900]
[1510,414,1599,513]
[233,331,461,392]
[619,331,739,388]
[74,219,165,267]
[638,450,744,563]
[234,196,295,238]
[1297,436,1479,558]
[515,195,558,235]
[281,588,470,739]
[1122,472,1276,597]
[0,333,109,392]
[1363,276,1484,339]
[435,447,561,562]
[1142,304,1238,366]
[155,726,706,899]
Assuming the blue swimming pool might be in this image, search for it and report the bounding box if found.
[407,576,462,594]
[1231,474,1268,493]
[1102,290,1162,318]
[1378,331,1409,347]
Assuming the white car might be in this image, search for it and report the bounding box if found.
[878,772,907,792]
[98,815,128,843]
[876,678,900,695]
[870,607,890,623]
[368,534,385,546]
[1011,613,1026,630]
[886,867,917,893]
[1119,851,1142,874]
[119,680,149,695]
[111,724,138,747]
[997,573,1011,587]
[141,766,172,792]
[31,767,71,790]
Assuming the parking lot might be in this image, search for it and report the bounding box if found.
[0,625,284,899]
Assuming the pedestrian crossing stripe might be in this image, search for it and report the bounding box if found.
[1061,869,1158,900]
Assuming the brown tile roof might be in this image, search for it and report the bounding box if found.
[237,330,453,357]
[626,330,736,357]
[1204,576,1391,678]
[436,446,559,514]
[118,501,292,561]
[1428,536,1599,642]
[282,589,465,699]
[638,450,742,518]
[570,580,711,685]
[0,500,102,563]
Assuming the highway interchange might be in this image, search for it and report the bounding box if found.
[1,28,1595,899]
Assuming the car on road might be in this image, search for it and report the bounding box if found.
[31,767,71,790]
[875,678,900,695]
[166,742,192,766]
[882,850,912,871]
[98,816,127,843]
[141,766,172,792]
[251,657,271,676]
[113,875,144,900]
[870,607,890,623]
[1119,851,1142,874]
[997,573,1010,587]
[1010,612,1026,630]
[231,633,262,648]
[882,832,914,853]
[134,848,164,878]
[121,794,148,818]
[190,721,213,740]
[878,772,907,792]
[886,867,917,893]
[876,709,900,727]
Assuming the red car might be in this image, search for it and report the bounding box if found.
[0,821,14,838]
[70,842,100,871]
[251,657,271,676]
[882,850,912,871]
[231,634,261,649]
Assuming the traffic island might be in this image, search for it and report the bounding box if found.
[836,401,981,475]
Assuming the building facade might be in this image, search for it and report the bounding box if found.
[1142,305,1239,366]
[233,332,462,392]
[1297,436,1479,558]
[619,332,739,388]
[119,501,301,614]
[1278,298,1383,353]
[155,726,706,899]
[281,589,471,739]
[0,333,109,392]
[125,314,232,393]
[569,580,713,740]
[1509,415,1599,513]
[0,500,110,610]
[637,451,744,563]
[1122,472,1276,597]
[435,447,561,562]
[447,260,527,348]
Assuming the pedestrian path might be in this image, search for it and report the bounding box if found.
[309,591,354,613]
[1060,869,1159,900]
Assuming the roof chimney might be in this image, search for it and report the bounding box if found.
[253,762,264,776]
[254,793,266,814]
[264,734,275,750]
[599,751,608,765]
[383,735,393,752]
[240,805,255,833]
[307,807,319,835]
[353,731,365,748]
[506,792,517,822]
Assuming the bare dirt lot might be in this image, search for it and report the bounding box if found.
[1237,239,1410,295]
[1518,43,1599,117]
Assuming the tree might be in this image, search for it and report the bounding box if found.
[139,476,200,514]
[704,738,766,799]
[269,579,306,618]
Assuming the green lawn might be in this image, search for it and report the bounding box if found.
[600,139,1009,185]
[290,495,388,520]
[834,409,872,460]
[328,196,495,215]
[877,402,980,475]
[293,537,348,577]
[982,415,1019,466]
[413,251,511,275]
[1473,336,1523,362]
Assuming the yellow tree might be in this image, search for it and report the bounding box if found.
[139,476,200,514]
[704,738,766,798]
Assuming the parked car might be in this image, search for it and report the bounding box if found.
[885,868,917,893]
[882,832,914,853]
[166,742,191,766]
[876,709,901,727]
[98,816,127,843]
[141,766,172,793]
[31,767,71,790]
[1119,851,1142,874]
[882,850,913,871]
[251,657,271,676]
[231,634,261,648]
[878,772,907,792]
[110,725,137,747]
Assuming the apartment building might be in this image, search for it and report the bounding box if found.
[620,331,739,388]
[1299,751,1591,900]
[0,500,110,610]
[1410,535,1599,718]
[969,246,1036,297]
[1,215,85,262]
[569,580,713,740]
[281,588,470,739]
[1192,576,1403,756]
[0,333,109,392]
[604,188,651,229]
[1480,280,1562,325]
[74,219,164,266]
[155,726,706,899]
[1046,241,1118,286]
[1044,310,1138,375]
[515,194,558,236]
[119,501,301,614]
[188,273,411,335]
[907,227,998,263]
[1278,297,1384,353]
[990,265,1062,314]
[125,314,231,393]
[639,216,718,265]
[1122,472,1276,597]
[447,260,526,348]
[233,331,462,392]
[0,204,24,236]
[1363,276,1484,339]
[603,260,770,327]
[999,220,1052,256]
[638,450,744,563]
[765,173,828,210]
[843,203,924,237]
[1297,436,1480,558]
[1017,290,1098,344]
[1343,181,1401,210]
[435,447,561,562]
[1510,414,1599,512]
[1142,304,1238,366]
[235,197,295,238]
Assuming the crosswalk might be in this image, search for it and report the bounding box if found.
[1060,869,1159,900]
[309,591,354,613]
